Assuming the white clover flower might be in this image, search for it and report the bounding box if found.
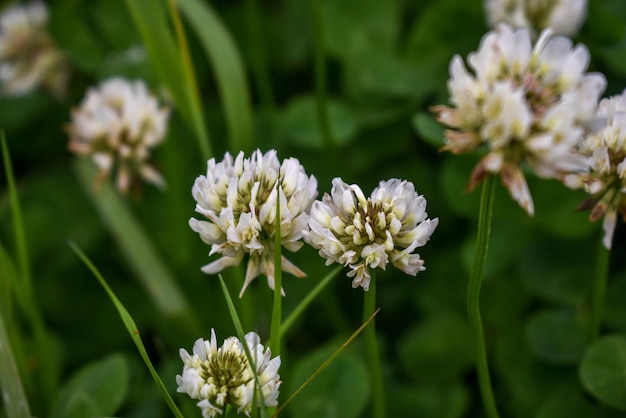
[177,329,281,417]
[562,89,626,249]
[189,150,318,297]
[304,177,438,291]
[431,24,606,215]
[68,77,170,194]
[485,0,587,38]
[0,1,68,96]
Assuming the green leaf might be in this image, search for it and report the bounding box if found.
[397,312,473,384]
[580,335,626,411]
[289,341,369,418]
[50,354,128,418]
[520,240,592,307]
[323,0,398,59]
[178,0,254,153]
[278,95,358,148]
[388,383,469,418]
[527,309,588,364]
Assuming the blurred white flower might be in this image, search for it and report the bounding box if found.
[304,177,438,291]
[189,150,318,297]
[68,77,170,194]
[431,24,606,215]
[177,329,281,417]
[0,1,68,96]
[563,89,626,249]
[485,0,587,38]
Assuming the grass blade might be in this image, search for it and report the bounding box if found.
[73,159,198,333]
[178,0,254,153]
[68,241,184,418]
[125,0,212,160]
[272,308,380,417]
[1,132,31,314]
[0,305,31,418]
[280,266,342,337]
[2,132,57,408]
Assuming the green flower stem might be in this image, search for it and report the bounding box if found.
[309,0,335,149]
[468,174,500,418]
[590,239,610,340]
[270,187,283,359]
[363,271,385,418]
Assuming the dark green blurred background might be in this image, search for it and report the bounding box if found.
[2,0,626,417]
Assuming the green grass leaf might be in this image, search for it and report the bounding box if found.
[50,354,128,418]
[178,0,254,153]
[286,339,369,418]
[68,241,184,418]
[0,305,31,418]
[124,0,212,159]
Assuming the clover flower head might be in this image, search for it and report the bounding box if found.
[177,329,281,417]
[431,24,606,215]
[189,149,318,297]
[68,77,170,194]
[0,1,68,96]
[304,177,438,291]
[485,0,587,38]
[562,89,626,249]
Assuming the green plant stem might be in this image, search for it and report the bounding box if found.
[309,0,335,149]
[270,186,283,358]
[590,239,610,340]
[468,174,500,418]
[245,0,274,108]
[363,271,385,418]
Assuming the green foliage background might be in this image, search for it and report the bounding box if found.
[2,0,626,417]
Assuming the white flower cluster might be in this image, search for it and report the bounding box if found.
[0,1,67,96]
[177,329,281,417]
[68,77,169,194]
[485,0,587,37]
[563,89,626,249]
[189,150,318,297]
[432,24,606,215]
[304,178,438,291]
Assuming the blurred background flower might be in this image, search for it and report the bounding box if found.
[0,1,68,97]
[67,77,169,194]
[432,24,606,215]
[564,89,626,248]
[485,0,587,37]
